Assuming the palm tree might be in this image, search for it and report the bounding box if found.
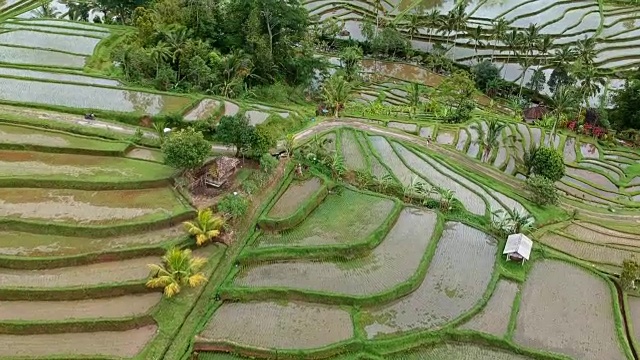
[472,119,507,162]
[536,34,554,65]
[491,17,509,63]
[502,29,521,77]
[404,176,428,201]
[164,26,192,79]
[573,62,605,110]
[469,26,485,63]
[183,209,225,246]
[425,9,441,47]
[146,248,207,298]
[446,2,469,59]
[575,36,597,66]
[517,54,533,99]
[510,209,535,233]
[548,85,579,145]
[148,42,172,77]
[406,82,422,118]
[405,12,424,41]
[34,1,61,18]
[322,75,353,117]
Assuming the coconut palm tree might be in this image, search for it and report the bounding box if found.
[446,2,469,59]
[322,75,353,117]
[148,42,172,77]
[575,36,597,66]
[183,209,225,246]
[501,29,521,77]
[146,248,207,298]
[34,1,61,18]
[548,85,579,145]
[517,54,533,99]
[510,209,535,233]
[472,119,508,162]
[536,34,554,65]
[469,25,485,63]
[491,17,509,63]
[404,176,429,201]
[425,9,441,46]
[405,12,424,41]
[573,62,605,110]
[406,82,422,118]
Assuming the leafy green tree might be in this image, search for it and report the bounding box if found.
[96,0,149,24]
[216,114,256,156]
[491,17,509,62]
[162,128,211,170]
[339,46,363,82]
[371,26,410,57]
[530,147,565,181]
[146,247,207,298]
[473,61,501,93]
[610,78,640,130]
[260,153,279,173]
[621,258,640,291]
[406,82,423,118]
[437,70,476,123]
[526,68,546,92]
[322,74,353,117]
[526,175,559,206]
[183,209,225,246]
[548,85,580,143]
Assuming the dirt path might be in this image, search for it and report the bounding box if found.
[0,293,161,321]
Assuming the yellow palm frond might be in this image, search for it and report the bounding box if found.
[164,282,181,297]
[190,256,207,271]
[146,276,173,289]
[195,233,208,246]
[188,273,207,287]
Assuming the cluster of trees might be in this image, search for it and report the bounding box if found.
[108,0,321,96]
[524,147,564,206]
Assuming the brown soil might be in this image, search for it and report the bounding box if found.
[0,256,157,288]
[0,325,157,357]
[126,148,163,162]
[0,293,161,321]
[267,177,322,218]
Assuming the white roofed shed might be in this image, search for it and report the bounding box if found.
[503,233,533,264]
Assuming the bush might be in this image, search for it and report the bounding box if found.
[217,193,249,219]
[162,128,211,170]
[473,61,501,93]
[260,153,279,173]
[526,175,559,206]
[530,147,565,182]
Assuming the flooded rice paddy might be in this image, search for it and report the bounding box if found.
[515,260,626,360]
[184,99,220,121]
[235,208,437,296]
[0,256,157,288]
[340,130,367,171]
[200,301,353,349]
[385,343,536,359]
[0,66,120,86]
[267,177,322,219]
[0,45,86,68]
[363,222,496,338]
[257,189,395,247]
[460,280,519,336]
[0,30,101,56]
[539,232,634,266]
[0,187,185,224]
[369,136,416,186]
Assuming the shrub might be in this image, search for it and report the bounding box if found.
[526,175,559,206]
[260,153,279,173]
[242,179,258,195]
[217,193,249,219]
[162,128,211,170]
[529,147,565,182]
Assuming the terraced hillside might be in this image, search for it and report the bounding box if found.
[0,123,227,359]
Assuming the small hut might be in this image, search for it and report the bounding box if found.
[503,233,533,265]
[205,156,240,188]
[522,106,549,123]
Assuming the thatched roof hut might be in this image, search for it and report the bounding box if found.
[206,156,240,188]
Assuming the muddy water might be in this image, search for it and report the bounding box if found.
[0,293,161,321]
[0,188,176,224]
[361,60,443,87]
[267,178,322,218]
[456,129,468,151]
[436,131,455,145]
[563,137,577,163]
[461,280,519,336]
[235,208,437,296]
[184,99,219,121]
[579,161,621,181]
[0,126,69,147]
[223,101,239,116]
[0,256,157,288]
[566,168,618,192]
[363,222,496,338]
[200,301,353,349]
[580,143,600,159]
[245,110,270,126]
[419,126,433,138]
[466,125,480,158]
[514,260,626,360]
[387,343,535,359]
[0,226,183,257]
[388,122,416,132]
[0,325,157,357]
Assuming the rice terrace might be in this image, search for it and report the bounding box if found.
[3,0,640,359]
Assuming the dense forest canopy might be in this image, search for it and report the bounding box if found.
[108,0,322,96]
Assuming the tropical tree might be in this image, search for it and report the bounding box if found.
[536,34,554,65]
[183,209,225,246]
[322,74,353,117]
[148,42,172,76]
[146,248,207,298]
[472,119,507,162]
[526,68,546,92]
[491,209,535,235]
[404,176,429,201]
[469,25,485,63]
[621,258,640,291]
[548,85,579,144]
[406,82,422,118]
[502,29,522,77]
[404,11,424,41]
[424,9,441,46]
[432,187,455,212]
[339,46,363,82]
[510,209,535,233]
[445,2,469,59]
[548,45,576,94]
[34,1,61,18]
[573,61,605,111]
[491,17,509,63]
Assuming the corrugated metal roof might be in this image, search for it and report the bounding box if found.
[503,233,533,260]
